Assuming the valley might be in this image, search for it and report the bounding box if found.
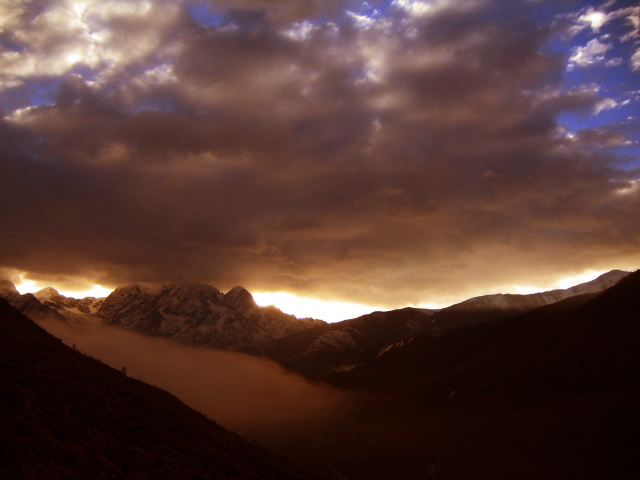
[2,269,638,479]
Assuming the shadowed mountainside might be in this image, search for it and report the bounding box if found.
[2,270,638,479]
[265,307,434,378]
[0,298,331,480]
[265,270,630,380]
[327,270,640,400]
[306,271,640,479]
[0,271,628,381]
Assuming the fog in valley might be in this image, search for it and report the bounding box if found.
[35,318,354,454]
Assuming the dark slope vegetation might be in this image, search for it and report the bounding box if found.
[329,271,640,401]
[0,299,325,480]
[262,271,629,381]
[266,307,433,378]
[306,271,640,480]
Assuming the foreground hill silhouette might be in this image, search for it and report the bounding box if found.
[0,298,327,479]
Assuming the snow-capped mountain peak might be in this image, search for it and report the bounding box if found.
[30,286,105,320]
[97,282,324,350]
[34,287,62,302]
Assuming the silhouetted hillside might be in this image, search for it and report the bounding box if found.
[309,271,640,479]
[262,270,629,380]
[0,298,328,479]
[266,307,433,378]
[328,270,640,403]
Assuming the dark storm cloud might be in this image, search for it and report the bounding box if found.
[194,0,344,23]
[1,0,639,307]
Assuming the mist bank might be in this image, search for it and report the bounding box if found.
[35,318,355,455]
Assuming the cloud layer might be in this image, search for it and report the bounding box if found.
[1,0,639,307]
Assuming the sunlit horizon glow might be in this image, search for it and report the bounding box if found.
[8,268,626,323]
[497,270,611,297]
[253,291,383,323]
[15,280,114,299]
[417,269,615,310]
[550,270,610,290]
[1,1,639,310]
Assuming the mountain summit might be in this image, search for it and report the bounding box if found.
[223,286,257,311]
[97,283,323,351]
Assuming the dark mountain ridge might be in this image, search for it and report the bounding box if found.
[263,270,631,379]
[1,270,629,382]
[265,307,434,378]
[327,270,640,402]
[301,271,640,479]
[0,297,329,479]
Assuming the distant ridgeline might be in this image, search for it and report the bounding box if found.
[0,281,323,353]
[2,269,639,479]
[0,270,631,375]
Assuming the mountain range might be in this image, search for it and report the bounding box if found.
[2,268,638,479]
[1,280,323,352]
[0,270,628,365]
[265,270,630,379]
[0,270,631,383]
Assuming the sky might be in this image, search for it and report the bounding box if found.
[1,0,639,320]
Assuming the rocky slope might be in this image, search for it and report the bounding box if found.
[34,286,104,323]
[97,283,324,351]
[0,281,325,352]
[0,279,64,322]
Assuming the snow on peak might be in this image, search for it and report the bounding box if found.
[162,283,221,298]
[539,270,631,302]
[34,287,62,301]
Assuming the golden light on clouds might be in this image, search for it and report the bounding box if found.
[0,0,638,311]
